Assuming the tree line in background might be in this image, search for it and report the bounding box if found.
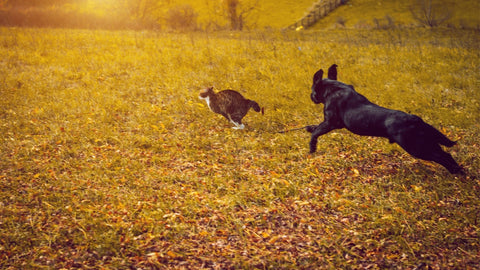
[0,0,259,30]
[0,0,464,30]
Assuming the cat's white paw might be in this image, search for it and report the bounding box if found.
[232,124,245,130]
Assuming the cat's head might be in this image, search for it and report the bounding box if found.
[199,87,214,99]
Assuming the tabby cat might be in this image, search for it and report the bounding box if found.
[199,87,262,129]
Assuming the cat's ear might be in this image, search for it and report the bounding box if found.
[201,87,213,93]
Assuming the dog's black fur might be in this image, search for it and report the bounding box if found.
[307,64,464,174]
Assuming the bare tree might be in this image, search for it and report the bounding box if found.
[223,0,258,30]
[410,0,453,27]
[104,0,167,28]
[109,0,163,21]
[166,4,198,30]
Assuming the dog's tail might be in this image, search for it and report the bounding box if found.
[249,100,263,114]
[424,122,457,147]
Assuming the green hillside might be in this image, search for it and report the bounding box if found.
[311,0,480,29]
[256,1,315,28]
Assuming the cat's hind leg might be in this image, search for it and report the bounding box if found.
[228,114,245,130]
[232,123,245,130]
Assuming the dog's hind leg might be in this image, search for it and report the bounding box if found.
[399,142,463,174]
[423,123,457,147]
[426,148,464,174]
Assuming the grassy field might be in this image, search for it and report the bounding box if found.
[1,27,479,268]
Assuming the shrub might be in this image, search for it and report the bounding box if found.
[166,4,198,30]
[409,0,454,27]
[336,16,347,27]
[373,15,396,29]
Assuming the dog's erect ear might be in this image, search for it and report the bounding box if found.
[327,64,338,80]
[313,69,324,83]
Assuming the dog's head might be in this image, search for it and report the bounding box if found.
[310,64,338,104]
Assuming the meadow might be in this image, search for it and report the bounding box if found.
[0,27,479,268]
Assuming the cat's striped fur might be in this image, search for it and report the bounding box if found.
[199,87,262,129]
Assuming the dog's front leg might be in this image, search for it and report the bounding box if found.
[306,125,318,133]
[309,122,336,153]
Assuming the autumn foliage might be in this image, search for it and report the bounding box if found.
[0,28,479,268]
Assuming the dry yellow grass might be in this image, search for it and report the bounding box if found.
[0,27,479,268]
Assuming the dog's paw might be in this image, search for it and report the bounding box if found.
[452,166,466,176]
[306,125,316,133]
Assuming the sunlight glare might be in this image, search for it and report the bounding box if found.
[82,0,115,15]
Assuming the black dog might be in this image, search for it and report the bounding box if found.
[307,64,464,174]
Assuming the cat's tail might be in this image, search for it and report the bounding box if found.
[249,100,262,114]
